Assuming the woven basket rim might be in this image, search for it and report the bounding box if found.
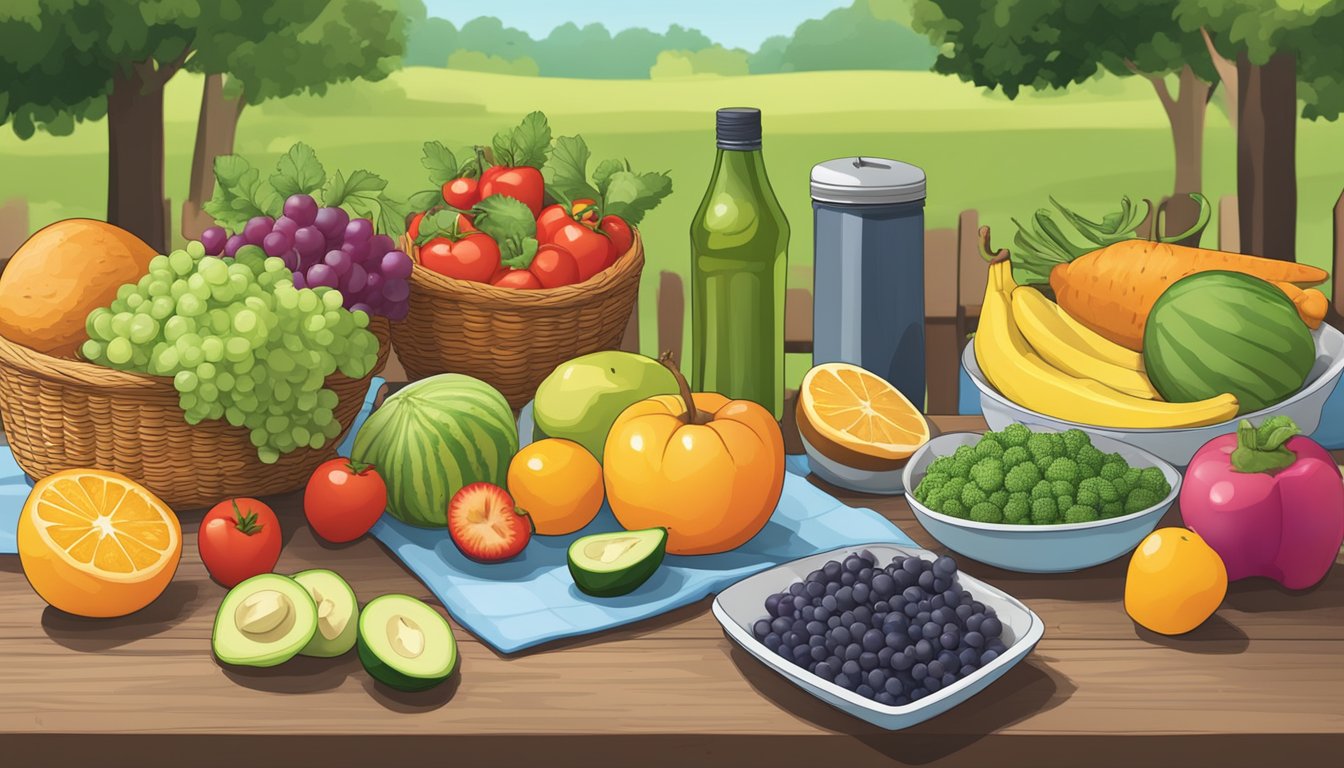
[0,316,391,395]
[404,229,644,308]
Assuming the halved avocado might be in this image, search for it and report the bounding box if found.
[567,527,667,597]
[293,569,359,658]
[357,595,458,692]
[212,574,317,668]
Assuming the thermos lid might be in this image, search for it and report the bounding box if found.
[716,107,762,151]
[810,157,926,205]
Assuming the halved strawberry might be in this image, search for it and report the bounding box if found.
[447,483,532,563]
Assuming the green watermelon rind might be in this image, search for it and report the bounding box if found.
[1142,270,1316,415]
[351,374,519,528]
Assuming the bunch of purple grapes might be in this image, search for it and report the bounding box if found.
[200,194,412,321]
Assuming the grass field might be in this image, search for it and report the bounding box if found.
[4,67,1344,370]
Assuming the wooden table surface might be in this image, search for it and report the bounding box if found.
[2,414,1342,768]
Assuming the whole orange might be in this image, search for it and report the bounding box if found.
[507,438,604,535]
[1124,527,1227,635]
[18,469,182,618]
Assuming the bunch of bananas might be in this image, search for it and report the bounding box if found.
[973,260,1239,428]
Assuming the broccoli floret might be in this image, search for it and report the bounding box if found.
[1004,461,1043,493]
[1076,444,1104,475]
[927,456,957,477]
[999,423,1031,448]
[1099,459,1128,481]
[1026,432,1060,462]
[941,476,967,501]
[1137,467,1170,496]
[970,457,1005,492]
[969,502,1004,524]
[989,489,1009,509]
[1003,493,1031,524]
[1056,493,1074,511]
[1049,479,1071,496]
[914,474,945,503]
[1045,458,1079,484]
[941,498,967,518]
[1031,479,1054,500]
[973,438,1005,460]
[1101,501,1124,518]
[1063,505,1100,524]
[1112,475,1134,497]
[961,484,987,507]
[1061,428,1091,455]
[950,446,977,476]
[1001,445,1030,468]
[1036,456,1056,473]
[1124,487,1162,514]
[1030,496,1059,525]
[1078,459,1099,480]
[1078,476,1119,504]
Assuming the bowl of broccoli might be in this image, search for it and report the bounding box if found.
[901,424,1180,573]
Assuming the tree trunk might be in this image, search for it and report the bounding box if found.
[1237,50,1297,261]
[107,64,169,251]
[1141,65,1212,245]
[1201,27,1238,133]
[181,74,246,240]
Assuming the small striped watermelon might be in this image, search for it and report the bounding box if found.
[352,374,518,528]
[1143,271,1316,415]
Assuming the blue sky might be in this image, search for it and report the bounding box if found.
[422,0,855,50]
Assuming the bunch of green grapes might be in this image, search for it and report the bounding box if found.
[82,241,379,464]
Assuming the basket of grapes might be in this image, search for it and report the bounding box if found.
[392,115,670,409]
[0,150,400,509]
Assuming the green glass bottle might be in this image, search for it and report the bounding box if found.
[690,107,790,419]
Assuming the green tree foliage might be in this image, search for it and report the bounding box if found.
[767,0,938,72]
[650,46,751,78]
[405,17,459,67]
[749,36,792,75]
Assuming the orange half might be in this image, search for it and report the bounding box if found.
[797,363,931,470]
[17,469,181,618]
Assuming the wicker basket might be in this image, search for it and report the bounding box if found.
[391,231,644,409]
[0,318,391,509]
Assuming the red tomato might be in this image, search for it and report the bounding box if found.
[457,213,478,233]
[492,268,543,290]
[408,211,426,241]
[198,498,282,588]
[552,221,614,282]
[442,177,480,210]
[480,166,545,216]
[304,458,388,544]
[600,215,633,258]
[529,244,581,288]
[419,234,500,282]
[536,204,571,243]
[490,265,509,283]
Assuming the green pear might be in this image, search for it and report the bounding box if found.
[534,351,680,461]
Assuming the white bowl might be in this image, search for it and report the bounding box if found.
[798,432,908,496]
[712,543,1044,731]
[962,324,1344,467]
[901,431,1180,573]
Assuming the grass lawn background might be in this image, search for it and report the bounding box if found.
[4,68,1343,385]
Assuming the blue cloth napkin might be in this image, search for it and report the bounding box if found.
[0,445,30,554]
[351,380,916,654]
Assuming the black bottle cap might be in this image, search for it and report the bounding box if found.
[716,107,762,150]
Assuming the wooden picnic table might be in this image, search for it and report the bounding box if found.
[1,411,1342,768]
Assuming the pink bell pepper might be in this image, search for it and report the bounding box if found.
[1181,417,1344,590]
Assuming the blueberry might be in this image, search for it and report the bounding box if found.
[911,662,928,680]
[981,616,1003,639]
[854,606,873,624]
[860,651,879,671]
[794,645,811,663]
[811,645,828,662]
[770,617,790,634]
[794,595,809,611]
[884,677,904,697]
[885,631,904,650]
[927,660,945,678]
[930,594,945,611]
[840,571,856,586]
[862,628,885,653]
[964,631,985,648]
[918,570,936,591]
[805,580,825,598]
[934,607,956,626]
[932,577,951,594]
[823,560,841,579]
[971,600,986,614]
[777,644,792,660]
[933,555,957,578]
[852,582,871,605]
[827,616,842,629]
[966,613,984,633]
[875,691,897,706]
[878,647,895,667]
[902,557,923,576]
[980,649,1000,665]
[922,621,941,641]
[960,647,979,666]
[942,589,960,607]
[892,650,915,671]
[907,625,922,643]
[814,606,831,623]
[867,668,887,690]
[844,555,864,573]
[814,661,836,681]
[807,568,825,582]
[903,602,920,618]
[791,618,807,634]
[765,594,782,617]
[840,610,856,626]
[955,604,974,621]
[856,684,876,700]
[916,611,932,625]
[872,573,895,597]
[988,638,1008,655]
[859,549,876,565]
[822,595,838,612]
[789,582,805,597]
[753,619,771,638]
[842,659,861,677]
[810,635,826,648]
[896,695,912,706]
[894,568,915,589]
[765,633,781,651]
[836,586,855,608]
[960,664,978,677]
[870,612,887,630]
[825,637,839,652]
[845,643,862,661]
[784,631,801,647]
[806,620,825,636]
[873,599,891,613]
[831,626,852,646]
[915,639,935,661]
[858,567,874,584]
[834,672,855,690]
[801,606,816,621]
[940,630,960,649]
[942,672,959,688]
[924,675,942,693]
[910,687,928,701]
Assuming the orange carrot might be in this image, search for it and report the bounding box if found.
[1049,241,1327,350]
[1010,194,1330,351]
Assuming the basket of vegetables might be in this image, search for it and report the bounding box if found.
[0,146,404,508]
[391,113,670,409]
